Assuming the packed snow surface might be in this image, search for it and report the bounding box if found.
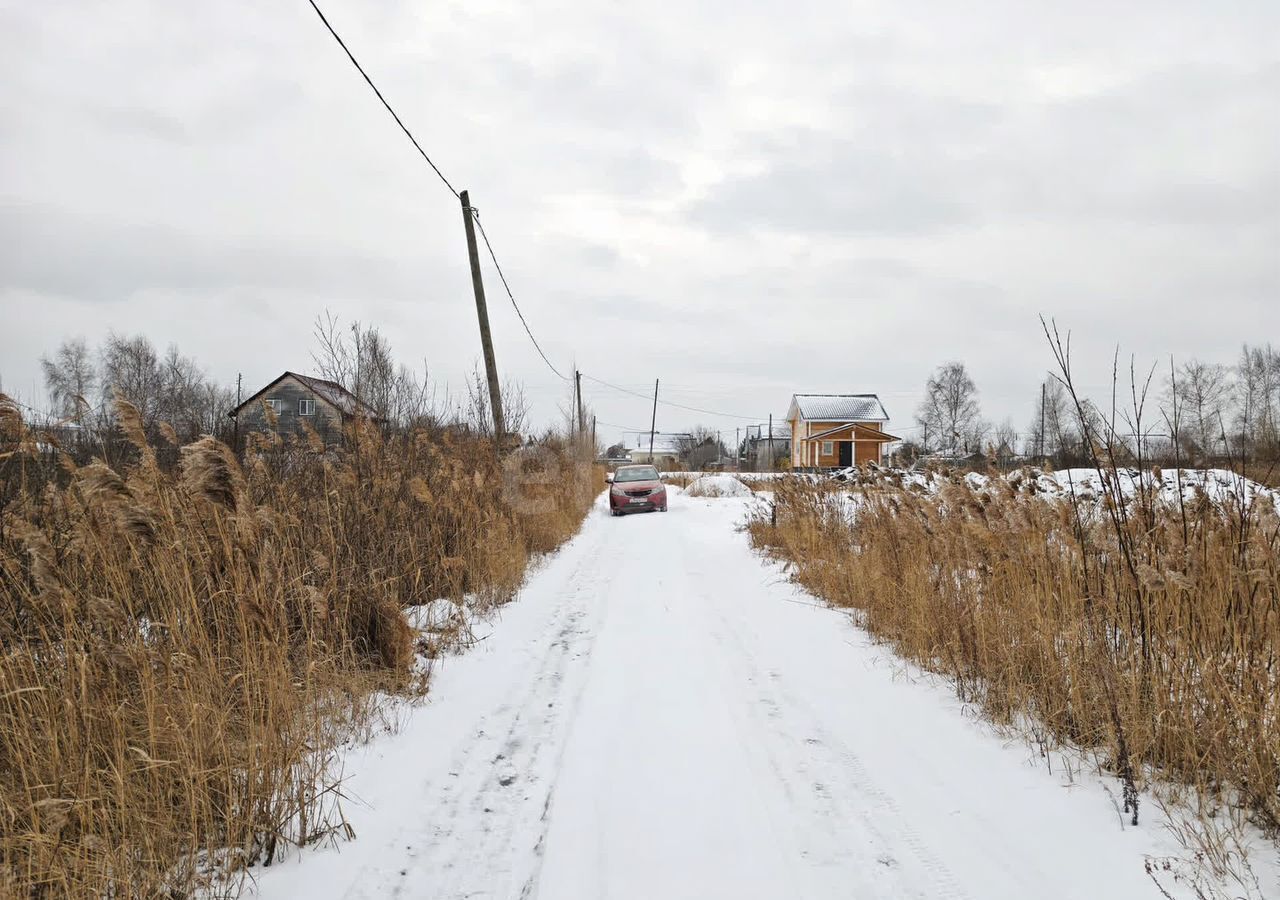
[251,489,1271,900]
[682,473,753,498]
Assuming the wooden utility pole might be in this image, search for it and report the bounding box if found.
[648,379,659,462]
[735,427,740,471]
[460,190,505,442]
[591,415,596,452]
[575,370,585,437]
[768,413,773,471]
[1039,382,1046,461]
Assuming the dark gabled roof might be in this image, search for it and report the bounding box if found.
[289,373,378,417]
[229,371,378,418]
[789,394,889,422]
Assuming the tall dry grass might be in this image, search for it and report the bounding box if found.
[0,396,597,897]
[750,469,1279,891]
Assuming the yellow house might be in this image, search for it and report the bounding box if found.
[786,393,900,469]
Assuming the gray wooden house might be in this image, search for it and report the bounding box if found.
[229,372,377,444]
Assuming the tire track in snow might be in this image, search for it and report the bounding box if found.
[253,495,1199,900]
[341,516,610,900]
[680,532,971,900]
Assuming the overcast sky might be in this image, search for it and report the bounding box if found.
[3,0,1277,446]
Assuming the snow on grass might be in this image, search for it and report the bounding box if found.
[827,465,1280,515]
[660,471,789,479]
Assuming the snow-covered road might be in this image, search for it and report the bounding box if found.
[254,488,1206,900]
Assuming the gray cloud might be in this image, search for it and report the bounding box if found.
[693,61,1279,237]
[0,202,446,304]
[1,0,1277,444]
[691,143,978,235]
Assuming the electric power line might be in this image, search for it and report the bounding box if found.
[305,0,778,419]
[582,374,765,421]
[594,417,652,432]
[471,211,568,381]
[305,0,569,386]
[304,0,458,197]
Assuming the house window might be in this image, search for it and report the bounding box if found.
[264,399,282,413]
[822,440,834,456]
[298,398,315,416]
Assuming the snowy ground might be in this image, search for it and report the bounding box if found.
[250,486,1269,900]
[830,464,1279,512]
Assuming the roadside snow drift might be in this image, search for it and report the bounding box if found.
[683,473,752,498]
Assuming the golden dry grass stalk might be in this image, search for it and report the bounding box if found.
[749,469,1280,874]
[0,422,596,897]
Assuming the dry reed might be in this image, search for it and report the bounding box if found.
[0,398,596,897]
[749,468,1279,891]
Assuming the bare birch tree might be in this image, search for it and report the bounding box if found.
[1234,343,1279,460]
[915,361,983,453]
[1163,359,1232,460]
[40,337,97,421]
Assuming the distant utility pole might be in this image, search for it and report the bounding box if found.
[460,189,504,443]
[1039,382,1046,461]
[571,375,579,437]
[575,370,585,437]
[591,414,596,452]
[768,413,773,471]
[234,373,242,455]
[648,379,659,462]
[735,427,740,471]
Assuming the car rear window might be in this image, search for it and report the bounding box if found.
[614,467,659,483]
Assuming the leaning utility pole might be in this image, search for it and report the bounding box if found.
[648,379,659,462]
[460,190,504,443]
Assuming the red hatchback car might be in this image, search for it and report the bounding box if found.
[608,465,668,516]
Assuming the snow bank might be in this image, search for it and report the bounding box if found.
[661,471,789,481]
[1027,467,1275,509]
[971,467,1278,516]
[830,465,1279,514]
[684,474,753,498]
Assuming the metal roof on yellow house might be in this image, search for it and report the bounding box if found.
[787,394,889,422]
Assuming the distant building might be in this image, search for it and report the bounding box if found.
[598,450,634,466]
[786,393,900,469]
[744,423,791,469]
[625,431,689,470]
[229,371,378,445]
